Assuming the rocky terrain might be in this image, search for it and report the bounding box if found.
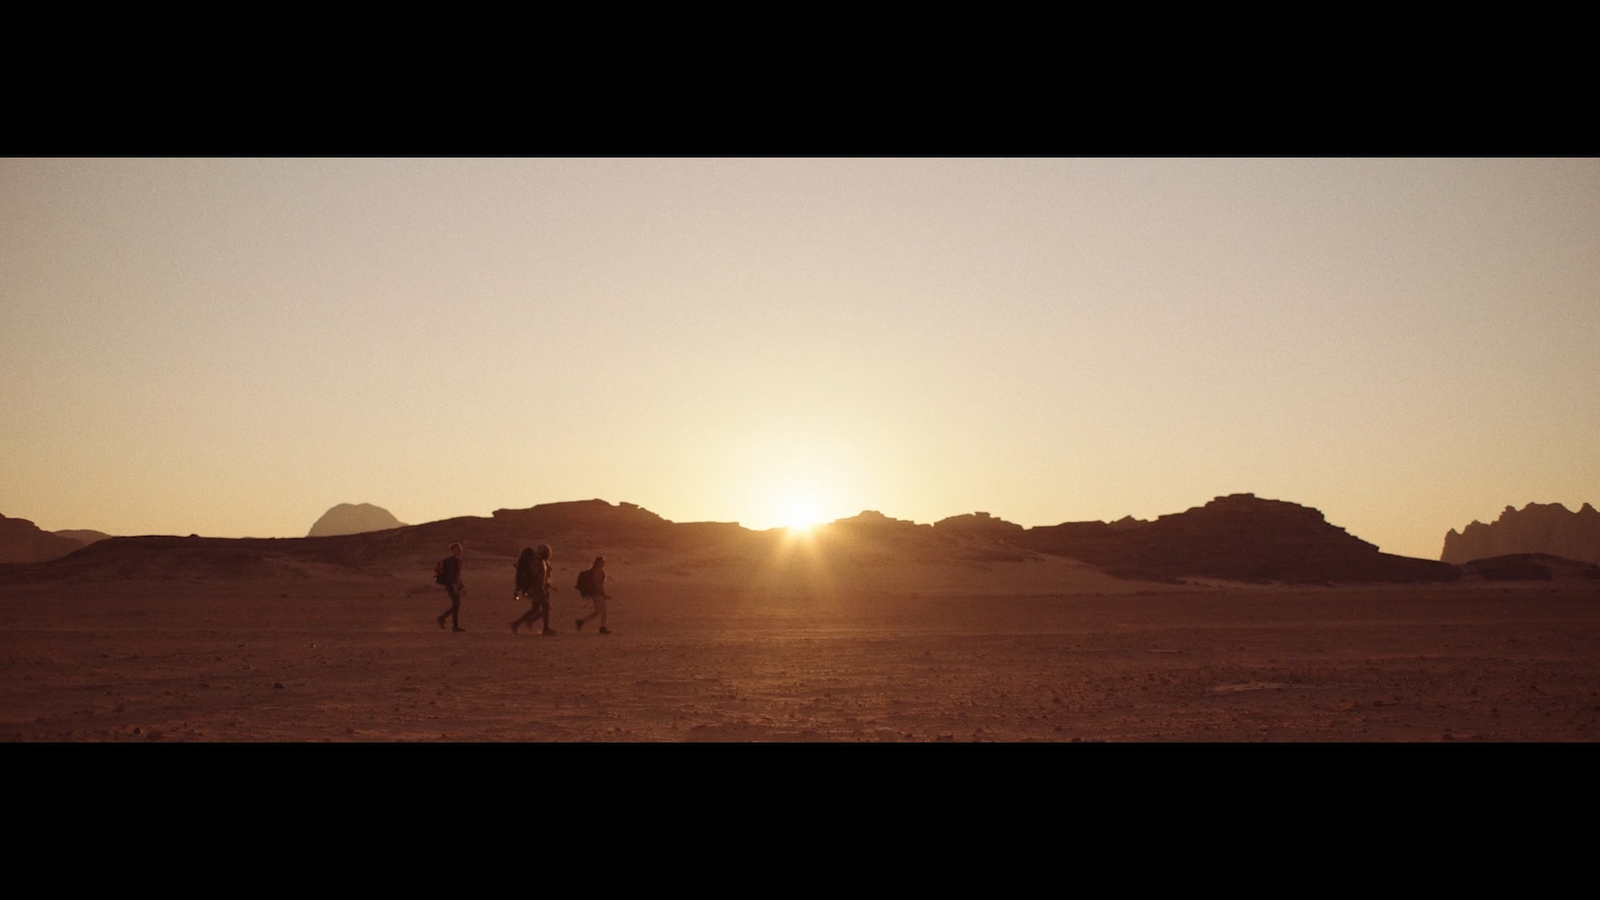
[1442,502,1600,565]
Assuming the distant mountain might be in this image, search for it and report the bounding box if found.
[0,514,85,564]
[307,503,406,537]
[5,495,1461,586]
[932,511,1025,537]
[818,510,1033,563]
[54,529,111,545]
[1015,493,1459,584]
[1442,502,1600,565]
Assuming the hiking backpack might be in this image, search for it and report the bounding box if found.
[576,569,595,596]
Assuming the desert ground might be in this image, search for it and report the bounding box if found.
[4,549,1599,741]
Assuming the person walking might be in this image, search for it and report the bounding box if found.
[435,542,466,632]
[511,544,557,635]
[575,556,611,635]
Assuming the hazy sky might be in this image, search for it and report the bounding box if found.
[2,158,1596,558]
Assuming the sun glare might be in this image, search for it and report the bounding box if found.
[783,497,824,532]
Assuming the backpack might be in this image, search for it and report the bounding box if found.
[434,557,451,585]
[514,550,535,591]
[576,569,596,596]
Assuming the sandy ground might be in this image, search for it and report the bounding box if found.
[4,554,1599,741]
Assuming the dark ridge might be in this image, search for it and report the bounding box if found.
[0,513,85,564]
[0,500,720,584]
[1459,553,1600,582]
[1015,493,1460,584]
[1,495,1463,586]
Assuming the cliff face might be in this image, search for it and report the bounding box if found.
[0,514,85,564]
[1017,494,1459,584]
[1441,503,1600,564]
[307,503,406,537]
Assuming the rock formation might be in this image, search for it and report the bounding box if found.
[1441,502,1600,564]
[1015,493,1459,584]
[5,495,1462,586]
[307,503,406,537]
[0,514,86,564]
[932,511,1025,537]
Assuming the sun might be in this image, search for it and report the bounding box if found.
[782,496,825,532]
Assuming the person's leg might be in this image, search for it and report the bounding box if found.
[447,584,463,630]
[512,591,533,631]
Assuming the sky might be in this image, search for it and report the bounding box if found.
[2,158,1596,559]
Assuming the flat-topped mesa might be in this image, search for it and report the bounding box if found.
[1155,492,1336,525]
[490,499,672,533]
[1441,502,1600,564]
[831,510,925,527]
[1150,493,1368,546]
[932,512,1025,536]
[480,499,693,553]
[823,511,934,541]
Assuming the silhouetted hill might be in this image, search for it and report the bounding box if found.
[933,511,1025,537]
[1458,553,1600,582]
[307,503,406,537]
[0,514,84,564]
[54,529,111,545]
[0,501,592,582]
[1442,502,1600,564]
[820,510,1034,564]
[1,495,1461,586]
[1015,494,1459,584]
[296,499,700,567]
